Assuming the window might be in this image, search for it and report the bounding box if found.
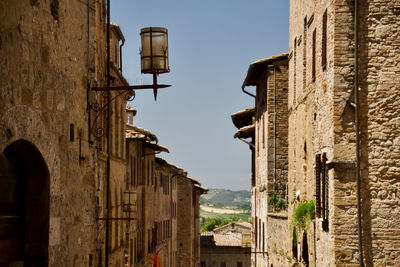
[312,29,316,81]
[293,37,297,106]
[322,9,327,70]
[151,161,154,186]
[147,160,150,186]
[258,218,261,249]
[315,152,329,231]
[262,115,265,149]
[255,216,258,248]
[262,222,265,252]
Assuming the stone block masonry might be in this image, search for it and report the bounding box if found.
[288,0,400,266]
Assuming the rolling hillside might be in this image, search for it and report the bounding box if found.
[200,188,251,226]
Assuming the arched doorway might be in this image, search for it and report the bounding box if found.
[0,140,49,266]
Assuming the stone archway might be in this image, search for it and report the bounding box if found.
[0,140,50,266]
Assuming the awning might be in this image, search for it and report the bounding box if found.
[231,107,254,129]
[234,124,255,139]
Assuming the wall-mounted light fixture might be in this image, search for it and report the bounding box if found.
[90,26,170,100]
[88,26,171,140]
[141,27,170,100]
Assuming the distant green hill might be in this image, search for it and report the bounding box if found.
[200,188,251,228]
[201,188,250,208]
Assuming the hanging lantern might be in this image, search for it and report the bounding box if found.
[123,190,137,213]
[140,27,169,74]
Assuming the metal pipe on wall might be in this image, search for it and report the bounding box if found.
[105,0,111,265]
[354,0,364,266]
[119,39,125,72]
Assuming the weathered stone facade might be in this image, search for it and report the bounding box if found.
[239,53,289,267]
[175,174,206,267]
[0,0,101,265]
[0,1,205,266]
[200,221,251,267]
[288,0,400,266]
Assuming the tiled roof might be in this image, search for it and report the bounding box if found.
[213,220,251,234]
[242,52,289,88]
[200,232,242,247]
[126,125,158,143]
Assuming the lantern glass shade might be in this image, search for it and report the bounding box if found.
[140,27,169,74]
[123,190,137,213]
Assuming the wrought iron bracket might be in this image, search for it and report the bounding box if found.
[97,217,136,221]
[88,73,171,140]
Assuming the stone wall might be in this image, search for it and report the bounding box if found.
[0,0,101,265]
[251,56,289,266]
[200,246,251,267]
[288,0,400,266]
[267,213,289,267]
[176,176,194,266]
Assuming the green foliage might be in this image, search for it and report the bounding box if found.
[279,249,285,256]
[268,192,288,211]
[200,208,250,223]
[268,192,278,205]
[200,216,242,232]
[292,200,315,232]
[277,198,288,210]
[201,218,221,232]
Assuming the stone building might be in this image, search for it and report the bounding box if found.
[200,220,251,267]
[96,22,131,267]
[0,0,205,266]
[233,53,289,266]
[288,0,400,266]
[0,0,106,265]
[175,173,207,267]
[125,115,206,267]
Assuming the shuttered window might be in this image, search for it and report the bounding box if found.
[322,153,329,231]
[315,154,321,217]
[322,9,327,70]
[312,29,316,81]
[315,152,329,231]
[255,216,258,248]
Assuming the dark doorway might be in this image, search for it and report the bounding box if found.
[0,140,50,266]
[302,231,309,266]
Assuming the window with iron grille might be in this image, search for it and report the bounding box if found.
[322,9,327,70]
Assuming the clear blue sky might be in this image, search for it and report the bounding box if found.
[111,0,289,191]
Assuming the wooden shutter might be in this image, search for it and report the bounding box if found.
[255,216,258,248]
[322,9,327,70]
[315,154,321,218]
[312,29,316,81]
[322,153,329,231]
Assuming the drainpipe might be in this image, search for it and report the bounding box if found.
[242,86,256,98]
[105,0,111,265]
[354,0,364,266]
[119,39,125,73]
